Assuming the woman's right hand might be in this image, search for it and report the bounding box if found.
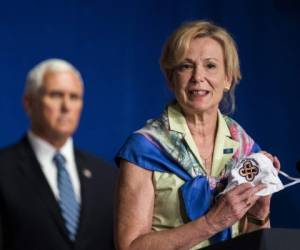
[204,183,266,233]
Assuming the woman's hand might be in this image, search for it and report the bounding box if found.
[117,160,244,250]
[205,183,266,233]
[246,151,281,219]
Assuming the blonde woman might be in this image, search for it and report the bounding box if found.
[115,20,280,250]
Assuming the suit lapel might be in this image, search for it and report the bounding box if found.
[16,136,71,241]
[74,149,92,238]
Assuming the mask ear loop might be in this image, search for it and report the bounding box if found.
[279,170,300,188]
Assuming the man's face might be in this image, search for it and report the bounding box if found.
[25,70,83,144]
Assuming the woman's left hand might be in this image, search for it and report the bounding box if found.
[247,151,281,218]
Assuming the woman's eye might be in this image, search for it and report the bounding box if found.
[178,63,194,71]
[206,63,216,69]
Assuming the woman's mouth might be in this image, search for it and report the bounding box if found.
[188,90,210,97]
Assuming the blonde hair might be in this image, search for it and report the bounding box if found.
[160,20,241,113]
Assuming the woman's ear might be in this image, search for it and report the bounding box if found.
[168,81,174,91]
[224,74,232,91]
[166,72,175,91]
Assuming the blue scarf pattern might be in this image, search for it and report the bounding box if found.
[116,106,260,245]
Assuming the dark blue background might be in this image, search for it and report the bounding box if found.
[0,0,299,229]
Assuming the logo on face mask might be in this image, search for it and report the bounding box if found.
[239,159,259,182]
[222,153,285,196]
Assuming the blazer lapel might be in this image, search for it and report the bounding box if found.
[16,136,71,241]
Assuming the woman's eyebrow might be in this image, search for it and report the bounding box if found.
[184,57,220,62]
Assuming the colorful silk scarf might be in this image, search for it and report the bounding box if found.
[116,104,260,245]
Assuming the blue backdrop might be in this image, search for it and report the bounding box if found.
[0,0,299,229]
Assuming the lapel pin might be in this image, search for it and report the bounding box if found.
[83,169,92,178]
[223,148,234,154]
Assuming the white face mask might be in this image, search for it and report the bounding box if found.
[222,153,300,196]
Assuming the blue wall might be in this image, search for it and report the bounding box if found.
[0,0,299,228]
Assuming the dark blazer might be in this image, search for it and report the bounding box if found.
[0,136,117,250]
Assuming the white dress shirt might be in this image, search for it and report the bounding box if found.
[27,131,81,203]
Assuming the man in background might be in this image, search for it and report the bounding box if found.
[0,59,117,250]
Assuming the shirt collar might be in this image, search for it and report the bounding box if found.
[167,103,239,176]
[27,130,74,164]
[168,102,189,134]
[168,103,232,136]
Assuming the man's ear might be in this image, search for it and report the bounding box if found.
[23,94,34,118]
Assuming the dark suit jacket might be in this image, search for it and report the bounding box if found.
[0,136,117,250]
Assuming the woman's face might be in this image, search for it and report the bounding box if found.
[170,36,231,116]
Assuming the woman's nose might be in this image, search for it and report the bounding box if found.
[191,66,205,83]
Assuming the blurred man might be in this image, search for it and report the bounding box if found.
[0,59,117,250]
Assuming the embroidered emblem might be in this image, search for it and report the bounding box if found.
[239,160,259,181]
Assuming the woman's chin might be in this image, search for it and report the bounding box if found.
[181,102,218,115]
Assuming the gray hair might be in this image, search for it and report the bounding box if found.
[24,58,84,95]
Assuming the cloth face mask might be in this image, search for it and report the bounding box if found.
[222,152,288,196]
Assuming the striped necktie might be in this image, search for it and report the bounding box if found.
[53,152,80,241]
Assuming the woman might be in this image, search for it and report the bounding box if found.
[115,20,280,250]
